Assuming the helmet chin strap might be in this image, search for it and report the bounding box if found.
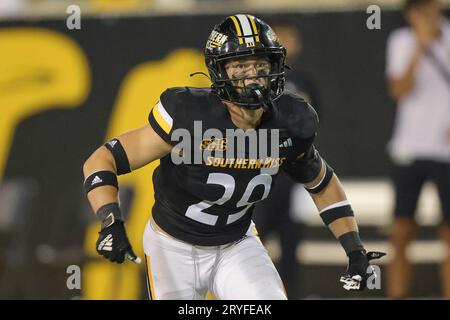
[247,83,279,122]
[247,83,271,112]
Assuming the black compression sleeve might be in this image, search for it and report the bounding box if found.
[104,139,131,175]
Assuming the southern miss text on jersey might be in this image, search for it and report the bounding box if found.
[148,87,319,246]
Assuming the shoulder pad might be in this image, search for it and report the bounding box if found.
[160,87,214,107]
[278,90,319,139]
[160,87,187,109]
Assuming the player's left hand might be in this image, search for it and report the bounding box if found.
[340,250,386,291]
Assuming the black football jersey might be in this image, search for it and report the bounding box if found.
[148,87,318,246]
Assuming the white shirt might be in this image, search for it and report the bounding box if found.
[386,21,450,163]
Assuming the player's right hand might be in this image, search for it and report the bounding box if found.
[96,220,141,264]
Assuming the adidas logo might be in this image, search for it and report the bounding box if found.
[103,212,115,228]
[91,176,103,185]
[98,234,113,251]
[279,138,293,148]
[108,140,117,148]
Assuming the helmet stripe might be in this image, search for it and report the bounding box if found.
[229,16,244,45]
[236,14,253,36]
[236,14,255,47]
[247,15,260,42]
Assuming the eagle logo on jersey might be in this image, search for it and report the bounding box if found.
[200,138,227,151]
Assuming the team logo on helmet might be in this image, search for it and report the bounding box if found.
[266,28,279,43]
[206,30,229,49]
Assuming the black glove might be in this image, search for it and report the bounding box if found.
[340,250,386,290]
[95,203,141,264]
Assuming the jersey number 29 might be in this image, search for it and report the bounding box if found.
[185,173,272,226]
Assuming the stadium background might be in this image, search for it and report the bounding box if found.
[0,0,447,299]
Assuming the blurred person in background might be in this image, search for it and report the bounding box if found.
[0,0,26,18]
[252,19,322,299]
[386,0,450,298]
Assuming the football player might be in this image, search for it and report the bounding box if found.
[83,14,384,299]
